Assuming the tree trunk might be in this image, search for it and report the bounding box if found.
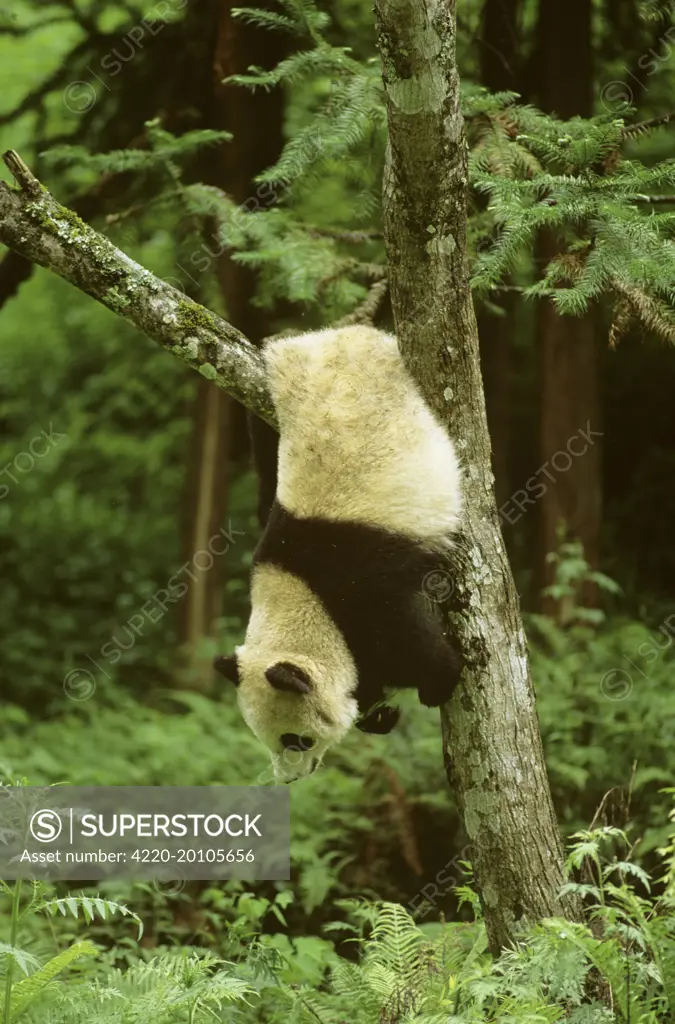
[479,0,521,92]
[477,301,512,510]
[177,1,287,681]
[532,0,602,615]
[536,278,602,616]
[477,0,522,509]
[179,377,234,681]
[373,0,580,953]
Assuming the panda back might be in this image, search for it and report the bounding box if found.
[264,325,462,547]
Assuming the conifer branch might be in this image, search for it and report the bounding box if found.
[0,150,275,424]
[317,259,387,294]
[333,278,389,327]
[306,226,384,242]
[611,278,675,344]
[623,111,675,139]
[634,194,675,203]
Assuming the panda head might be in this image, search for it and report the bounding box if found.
[213,650,359,783]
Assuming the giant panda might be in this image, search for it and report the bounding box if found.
[214,325,463,782]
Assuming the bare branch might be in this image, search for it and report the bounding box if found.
[3,150,42,195]
[0,166,149,310]
[0,151,275,425]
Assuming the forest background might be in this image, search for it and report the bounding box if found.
[1,0,675,1021]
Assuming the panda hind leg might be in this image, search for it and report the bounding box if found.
[402,591,463,708]
[247,412,279,526]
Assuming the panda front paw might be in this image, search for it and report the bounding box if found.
[356,703,401,734]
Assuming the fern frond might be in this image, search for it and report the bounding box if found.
[40,896,143,940]
[8,940,97,1021]
[366,902,424,983]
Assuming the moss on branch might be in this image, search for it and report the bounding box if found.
[0,149,276,426]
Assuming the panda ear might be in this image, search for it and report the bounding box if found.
[266,662,312,694]
[213,654,240,686]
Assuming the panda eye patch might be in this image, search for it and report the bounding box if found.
[280,733,315,751]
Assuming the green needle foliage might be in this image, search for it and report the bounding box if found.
[39,0,673,341]
[467,94,675,341]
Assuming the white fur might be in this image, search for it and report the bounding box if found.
[236,564,359,783]
[237,326,463,782]
[264,325,463,548]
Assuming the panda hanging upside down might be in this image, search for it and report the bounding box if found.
[214,325,464,783]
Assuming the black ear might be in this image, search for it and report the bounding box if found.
[265,662,312,694]
[356,704,401,735]
[213,654,240,686]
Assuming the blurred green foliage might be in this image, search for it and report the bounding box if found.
[0,269,194,708]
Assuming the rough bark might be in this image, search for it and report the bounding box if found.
[0,151,274,426]
[373,0,579,952]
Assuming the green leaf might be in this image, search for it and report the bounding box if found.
[0,944,40,977]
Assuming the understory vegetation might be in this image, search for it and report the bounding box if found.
[2,554,675,1021]
[1,819,675,1022]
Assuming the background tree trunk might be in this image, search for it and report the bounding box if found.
[480,0,521,92]
[477,0,522,508]
[531,0,602,616]
[373,0,580,953]
[177,2,287,683]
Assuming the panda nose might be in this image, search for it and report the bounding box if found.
[280,733,315,751]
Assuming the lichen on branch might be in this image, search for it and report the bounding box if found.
[0,149,275,426]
